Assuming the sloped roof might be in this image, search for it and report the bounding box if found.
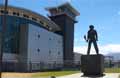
[0,5,61,31]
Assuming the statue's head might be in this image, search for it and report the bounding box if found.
[89,25,94,29]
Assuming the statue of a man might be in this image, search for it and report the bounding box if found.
[84,25,99,55]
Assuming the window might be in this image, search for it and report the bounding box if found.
[37,63,39,66]
[37,48,40,52]
[13,12,17,15]
[0,10,4,13]
[13,12,19,16]
[58,40,61,43]
[39,21,44,25]
[46,25,52,30]
[49,50,51,55]
[58,51,60,55]
[23,14,29,18]
[32,17,37,21]
[16,13,19,16]
[0,10,8,14]
[6,11,8,14]
[46,25,49,28]
[49,38,51,40]
[38,34,40,38]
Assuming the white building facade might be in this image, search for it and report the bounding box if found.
[27,24,63,71]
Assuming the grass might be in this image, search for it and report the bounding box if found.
[2,68,120,77]
[32,70,80,77]
[32,68,120,77]
[105,68,120,73]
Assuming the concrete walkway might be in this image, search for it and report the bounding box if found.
[57,73,120,78]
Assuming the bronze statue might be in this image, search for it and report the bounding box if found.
[84,25,99,55]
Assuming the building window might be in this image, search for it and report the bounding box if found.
[16,13,19,16]
[49,50,51,55]
[13,12,17,15]
[13,12,16,15]
[1,10,8,14]
[46,25,52,30]
[0,10,4,14]
[58,40,61,43]
[13,12,19,16]
[32,17,37,21]
[39,21,44,25]
[6,11,8,14]
[37,63,39,66]
[37,48,40,52]
[38,34,40,38]
[58,51,60,55]
[46,25,49,28]
[49,38,51,40]
[23,14,29,18]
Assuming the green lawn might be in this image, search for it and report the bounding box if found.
[32,70,80,77]
[32,68,120,77]
[2,68,120,77]
[105,68,120,73]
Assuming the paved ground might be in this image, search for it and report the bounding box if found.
[1,73,120,78]
[2,73,33,78]
[57,73,120,78]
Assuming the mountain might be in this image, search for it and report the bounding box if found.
[106,52,120,61]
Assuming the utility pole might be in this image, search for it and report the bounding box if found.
[0,0,8,78]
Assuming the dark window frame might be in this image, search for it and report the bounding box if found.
[38,34,40,38]
[37,48,40,52]
[32,17,37,21]
[23,14,29,18]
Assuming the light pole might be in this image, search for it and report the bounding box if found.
[0,0,8,78]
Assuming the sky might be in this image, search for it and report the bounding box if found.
[1,0,120,55]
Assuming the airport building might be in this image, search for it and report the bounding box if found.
[0,3,79,72]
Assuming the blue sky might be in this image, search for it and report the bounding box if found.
[2,0,120,54]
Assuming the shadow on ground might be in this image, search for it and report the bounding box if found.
[81,74,105,78]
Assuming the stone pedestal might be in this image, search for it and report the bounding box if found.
[81,54,104,76]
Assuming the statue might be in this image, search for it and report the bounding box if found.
[84,25,99,55]
[81,26,104,76]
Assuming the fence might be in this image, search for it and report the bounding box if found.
[2,61,63,72]
[1,60,120,73]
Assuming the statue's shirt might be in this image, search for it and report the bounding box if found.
[88,29,97,41]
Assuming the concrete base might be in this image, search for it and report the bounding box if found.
[57,73,120,78]
[81,54,104,76]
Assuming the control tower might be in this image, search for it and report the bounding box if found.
[46,2,80,66]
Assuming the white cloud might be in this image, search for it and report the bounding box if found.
[74,44,120,55]
[74,46,87,54]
